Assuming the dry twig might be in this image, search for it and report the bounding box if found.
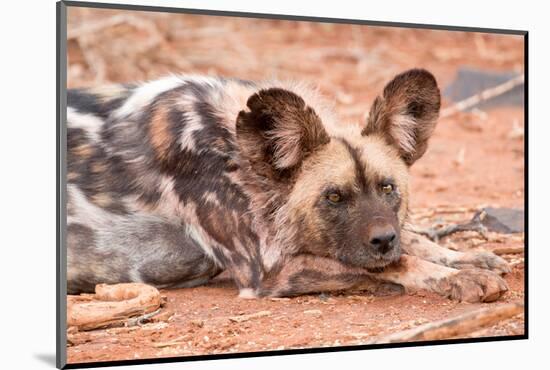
[370,302,524,343]
[441,74,524,118]
[152,334,191,348]
[67,283,162,331]
[492,246,524,255]
[405,212,488,242]
[227,310,272,323]
[409,205,487,220]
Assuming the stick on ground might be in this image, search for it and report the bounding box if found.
[370,302,524,344]
[492,246,524,255]
[405,211,488,242]
[67,283,162,331]
[441,74,524,118]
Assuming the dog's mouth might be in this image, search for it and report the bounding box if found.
[364,253,401,271]
[366,257,401,273]
[339,245,401,271]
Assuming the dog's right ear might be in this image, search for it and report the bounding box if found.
[362,69,441,166]
[236,88,330,180]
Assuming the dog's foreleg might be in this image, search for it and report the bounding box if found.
[256,254,402,298]
[401,229,511,274]
[371,255,508,302]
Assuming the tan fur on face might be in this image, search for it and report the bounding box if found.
[351,134,410,224]
[283,134,410,235]
[287,140,356,208]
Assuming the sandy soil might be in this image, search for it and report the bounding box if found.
[65,8,525,364]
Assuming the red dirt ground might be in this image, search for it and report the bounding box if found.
[66,8,525,364]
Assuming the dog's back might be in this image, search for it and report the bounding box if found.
[67,77,250,293]
[66,75,342,294]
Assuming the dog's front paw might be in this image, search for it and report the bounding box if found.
[449,251,511,275]
[438,269,508,303]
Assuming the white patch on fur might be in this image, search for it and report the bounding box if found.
[261,246,283,271]
[202,191,220,206]
[268,125,302,169]
[182,75,223,89]
[67,107,104,142]
[114,76,184,119]
[172,79,223,152]
[238,288,257,299]
[179,110,203,151]
[185,224,221,266]
[391,113,417,156]
[148,176,185,219]
[67,184,119,227]
[129,268,143,283]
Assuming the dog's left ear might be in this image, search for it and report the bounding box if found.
[362,69,441,166]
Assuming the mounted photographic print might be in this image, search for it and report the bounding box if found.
[56,1,527,368]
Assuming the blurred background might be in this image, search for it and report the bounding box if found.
[67,6,525,211]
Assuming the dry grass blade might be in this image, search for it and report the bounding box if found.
[228,310,272,323]
[152,334,190,348]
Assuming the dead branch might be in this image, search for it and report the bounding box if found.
[227,310,272,323]
[126,307,163,326]
[441,74,524,118]
[409,205,488,220]
[493,246,524,255]
[151,334,191,348]
[67,283,162,331]
[405,211,488,242]
[370,302,524,343]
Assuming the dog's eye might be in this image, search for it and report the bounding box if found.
[381,184,394,194]
[327,192,342,204]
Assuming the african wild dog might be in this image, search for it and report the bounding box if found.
[67,69,510,302]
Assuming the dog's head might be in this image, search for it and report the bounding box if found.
[237,69,440,269]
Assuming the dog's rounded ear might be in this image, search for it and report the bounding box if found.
[362,69,441,166]
[236,88,330,178]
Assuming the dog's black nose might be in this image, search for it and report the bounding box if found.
[368,226,396,254]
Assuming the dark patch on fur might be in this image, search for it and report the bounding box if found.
[67,223,131,293]
[138,82,251,213]
[67,223,96,252]
[68,88,131,119]
[137,222,222,286]
[68,127,133,214]
[340,138,368,191]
